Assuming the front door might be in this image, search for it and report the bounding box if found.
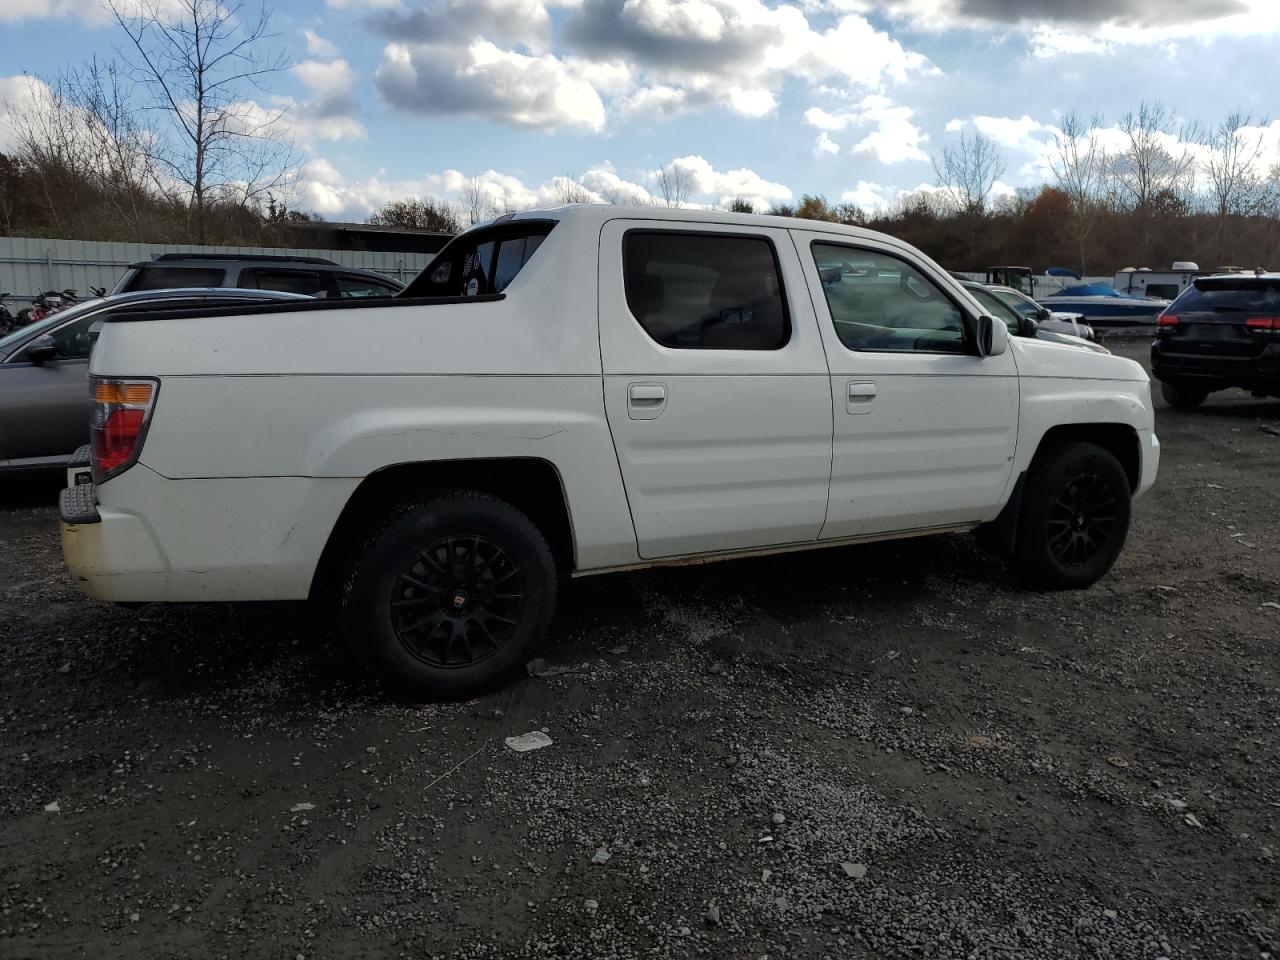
[598,220,834,559]
[0,313,98,465]
[794,232,1019,539]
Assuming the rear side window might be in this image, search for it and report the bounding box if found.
[405,223,552,299]
[1171,280,1280,314]
[240,269,328,297]
[623,231,789,350]
[127,266,225,291]
[334,274,400,298]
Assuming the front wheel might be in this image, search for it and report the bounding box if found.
[1160,380,1209,410]
[1011,443,1132,590]
[341,491,558,700]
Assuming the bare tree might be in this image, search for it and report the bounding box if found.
[109,0,297,241]
[550,176,595,205]
[367,198,462,234]
[1050,110,1111,273]
[932,130,1006,216]
[1201,111,1269,262]
[727,196,755,214]
[655,163,695,208]
[460,176,497,225]
[1113,101,1197,211]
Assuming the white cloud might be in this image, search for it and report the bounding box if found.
[658,154,793,208]
[814,131,840,156]
[0,75,50,152]
[948,114,1059,153]
[367,0,554,52]
[376,41,608,131]
[281,59,365,144]
[805,95,929,164]
[303,30,339,59]
[840,180,894,208]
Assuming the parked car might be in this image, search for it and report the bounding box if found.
[0,288,311,472]
[1151,271,1280,409]
[61,206,1159,699]
[960,281,1109,354]
[984,284,1101,344]
[111,253,403,299]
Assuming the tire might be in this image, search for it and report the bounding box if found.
[1011,442,1132,591]
[1161,380,1208,411]
[340,491,558,700]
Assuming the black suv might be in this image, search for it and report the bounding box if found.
[111,253,403,299]
[1151,272,1280,409]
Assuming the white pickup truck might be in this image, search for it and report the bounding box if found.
[61,206,1159,697]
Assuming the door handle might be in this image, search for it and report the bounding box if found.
[628,382,666,420]
[846,380,877,415]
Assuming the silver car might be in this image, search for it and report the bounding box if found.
[0,288,310,472]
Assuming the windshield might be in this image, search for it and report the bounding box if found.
[991,288,1040,320]
[0,297,105,355]
[968,286,1022,335]
[1172,279,1280,314]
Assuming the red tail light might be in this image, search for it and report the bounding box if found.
[90,377,158,482]
[1245,316,1280,331]
[1156,313,1180,327]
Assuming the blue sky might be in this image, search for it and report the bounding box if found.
[2,0,1279,221]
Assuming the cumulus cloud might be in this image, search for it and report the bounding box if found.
[804,95,929,164]
[367,0,553,51]
[303,30,339,59]
[814,131,840,156]
[284,59,366,143]
[656,154,793,208]
[376,41,608,131]
[947,114,1058,153]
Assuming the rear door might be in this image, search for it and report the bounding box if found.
[795,231,1019,539]
[598,219,833,559]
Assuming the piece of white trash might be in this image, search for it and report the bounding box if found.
[505,731,553,752]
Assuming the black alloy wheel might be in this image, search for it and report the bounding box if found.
[391,535,525,669]
[1046,472,1121,569]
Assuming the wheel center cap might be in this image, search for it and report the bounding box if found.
[451,589,469,611]
[1074,514,1086,529]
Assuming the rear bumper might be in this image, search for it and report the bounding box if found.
[59,467,360,603]
[1151,342,1280,394]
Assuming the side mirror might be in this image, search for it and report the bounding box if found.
[974,315,995,357]
[25,334,57,364]
[1036,306,1052,321]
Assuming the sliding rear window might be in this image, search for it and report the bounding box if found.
[402,221,554,299]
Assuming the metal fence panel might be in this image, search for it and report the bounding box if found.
[0,237,435,306]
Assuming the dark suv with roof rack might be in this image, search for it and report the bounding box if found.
[111,253,403,299]
[1151,272,1280,409]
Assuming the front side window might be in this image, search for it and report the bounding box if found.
[812,243,965,354]
[241,269,329,297]
[991,288,1041,320]
[623,231,789,350]
[334,275,400,298]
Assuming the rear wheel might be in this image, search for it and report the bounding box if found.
[1161,380,1209,410]
[341,491,558,700]
[1011,442,1131,590]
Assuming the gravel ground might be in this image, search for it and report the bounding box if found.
[2,340,1278,960]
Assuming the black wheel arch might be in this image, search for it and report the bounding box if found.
[310,457,576,602]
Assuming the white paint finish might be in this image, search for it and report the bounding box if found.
[597,218,833,558]
[794,229,1019,538]
[136,374,640,570]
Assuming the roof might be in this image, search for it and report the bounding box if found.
[492,203,901,247]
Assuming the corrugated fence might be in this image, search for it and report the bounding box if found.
[0,237,435,307]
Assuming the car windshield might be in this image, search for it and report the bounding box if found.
[991,288,1040,320]
[968,287,1022,335]
[1172,280,1280,314]
[0,297,105,355]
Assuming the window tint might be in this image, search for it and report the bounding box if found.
[334,274,400,298]
[812,244,965,354]
[968,286,1022,335]
[405,223,554,299]
[241,269,328,297]
[128,266,225,291]
[991,288,1040,320]
[623,231,789,350]
[48,315,99,359]
[1171,281,1280,314]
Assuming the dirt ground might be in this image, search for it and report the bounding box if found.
[1,340,1277,960]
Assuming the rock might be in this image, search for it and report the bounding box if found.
[899,706,915,715]
[1165,798,1188,811]
[365,746,378,755]
[771,811,786,825]
[584,899,599,913]
[44,801,60,814]
[1185,813,1205,828]
[591,846,611,865]
[704,903,721,926]
[505,731,553,753]
[490,708,504,720]
[526,658,574,678]
[841,862,868,880]
[129,912,139,922]
[56,662,71,674]
[608,644,629,655]
[774,896,788,910]
[761,869,772,882]
[1102,909,1118,920]
[290,802,315,813]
